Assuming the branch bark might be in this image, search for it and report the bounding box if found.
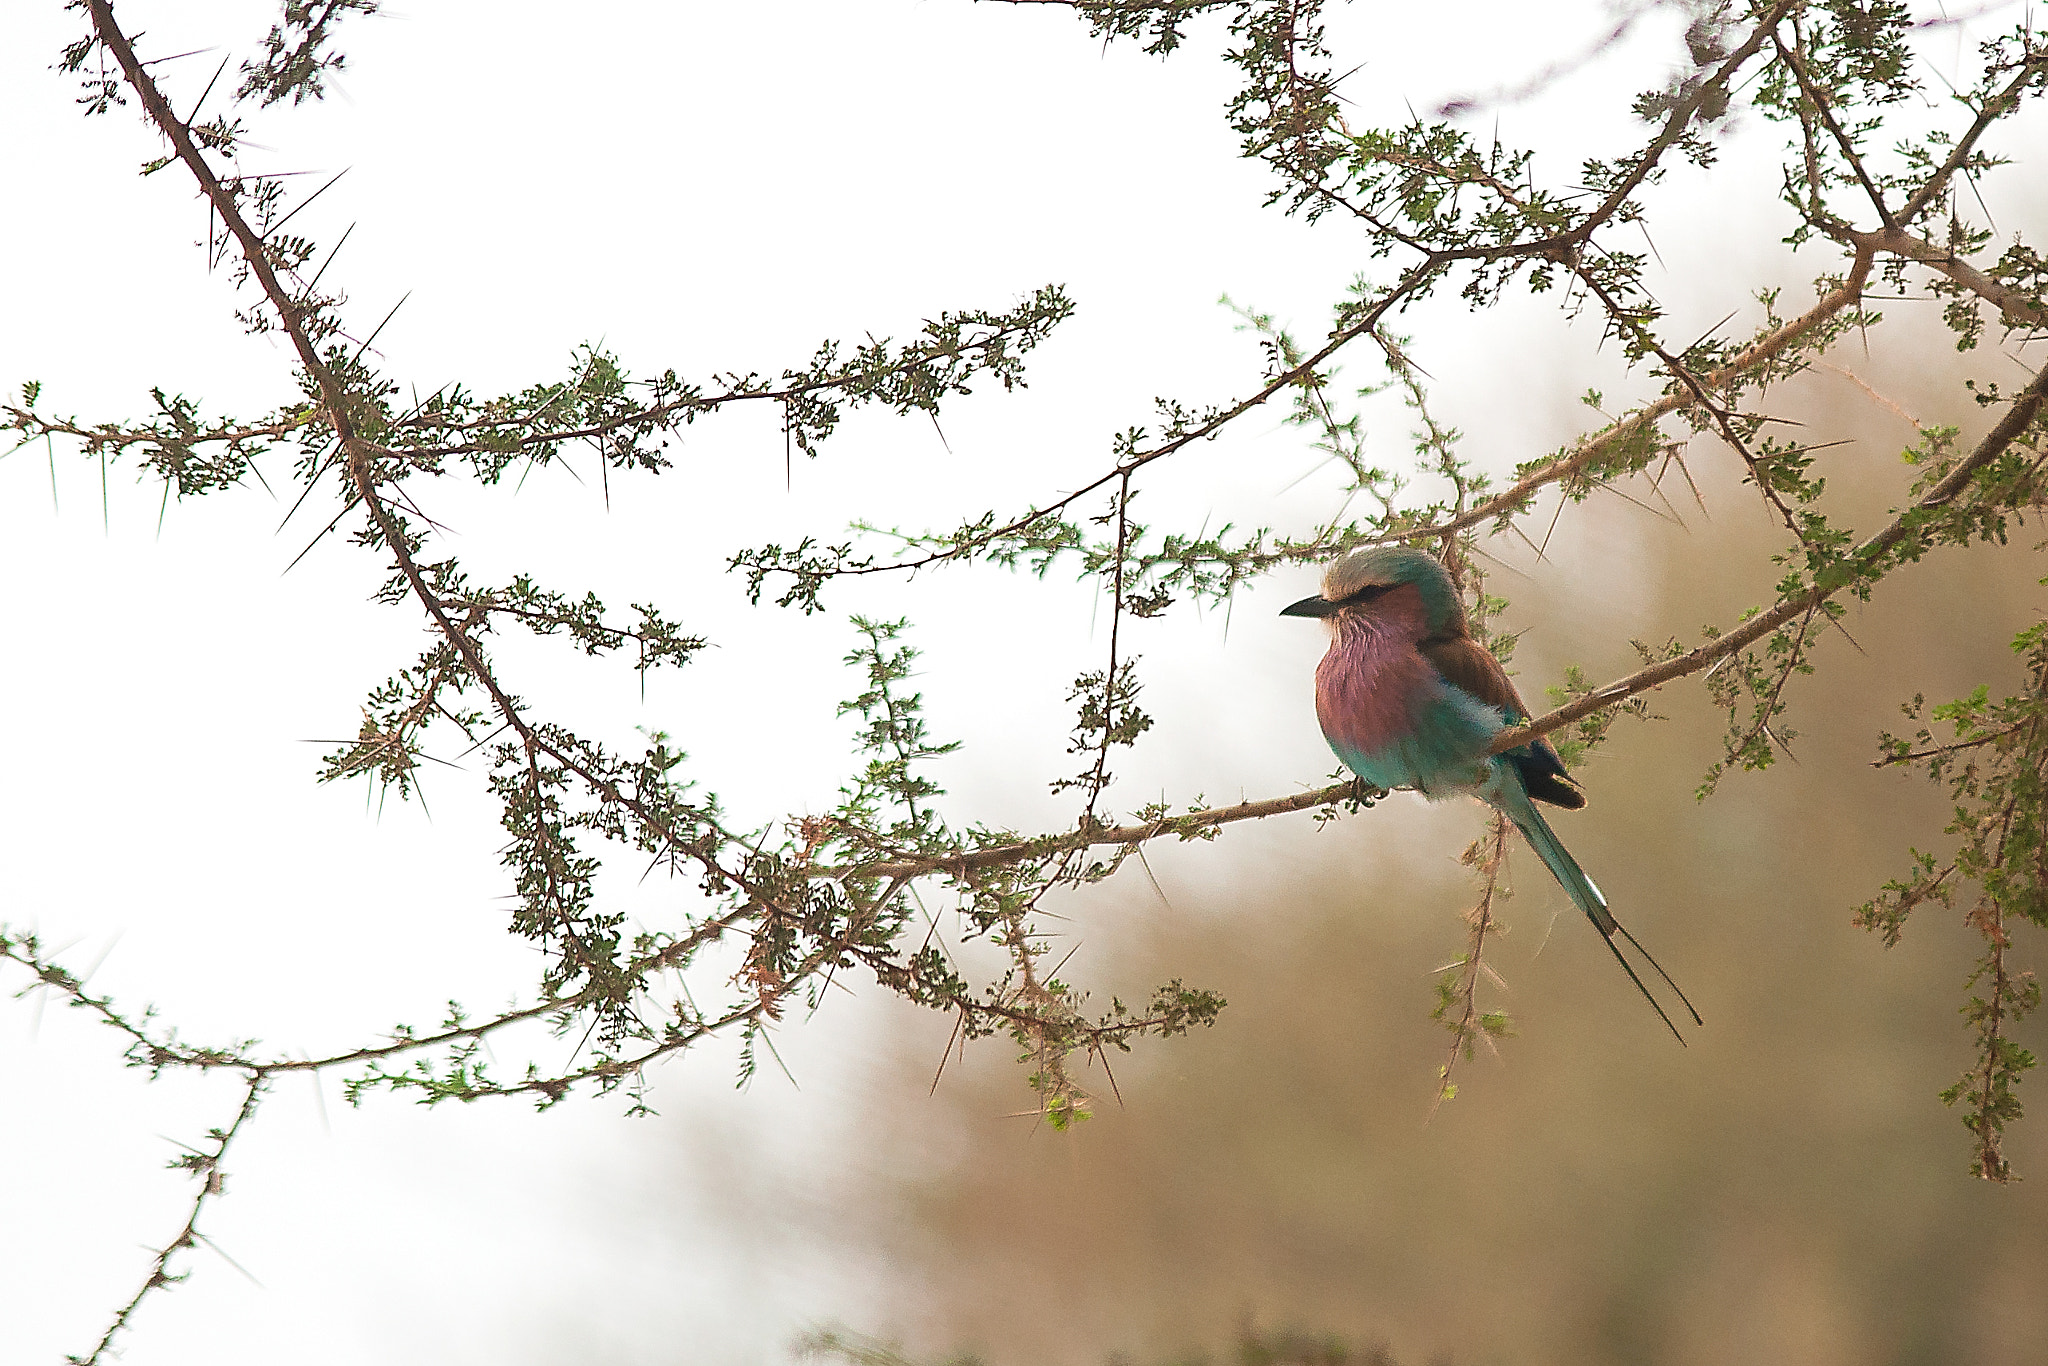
[1850,224,2048,329]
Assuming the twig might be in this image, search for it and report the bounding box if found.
[68,1074,266,1366]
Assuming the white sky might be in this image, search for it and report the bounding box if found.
[1,3,2037,1364]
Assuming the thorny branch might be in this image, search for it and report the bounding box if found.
[1863,636,2048,1181]
[1499,356,2048,751]
[67,1075,264,1366]
[20,4,2048,1349]
[1431,811,1515,1114]
[746,1,1815,599]
[38,5,1179,1345]
[755,0,2048,616]
[841,359,2048,882]
[55,0,2048,1064]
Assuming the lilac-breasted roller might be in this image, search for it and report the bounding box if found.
[1282,546,1699,1040]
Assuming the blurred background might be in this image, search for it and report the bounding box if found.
[835,491,2048,1366]
[1,2,2043,1364]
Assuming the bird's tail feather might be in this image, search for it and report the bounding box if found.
[1493,773,1703,1042]
[1494,776,1611,930]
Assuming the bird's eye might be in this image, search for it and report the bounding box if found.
[1341,583,1393,606]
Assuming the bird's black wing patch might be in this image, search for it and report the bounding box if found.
[1507,745,1586,809]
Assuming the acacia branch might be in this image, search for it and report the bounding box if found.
[852,354,2048,881]
[390,317,1059,457]
[1849,224,2048,329]
[1492,353,2048,751]
[1349,124,1837,546]
[1402,246,1875,543]
[91,1,789,935]
[1723,600,1825,763]
[1083,473,1133,824]
[775,3,1809,592]
[1967,895,2015,1180]
[1294,0,1799,261]
[809,258,1451,579]
[84,2,332,406]
[804,230,1862,591]
[1873,721,2031,767]
[69,1074,265,1366]
[1567,246,1818,542]
[3,862,1146,1107]
[3,407,310,454]
[1773,29,1900,229]
[0,906,754,1080]
[1431,810,1513,1114]
[800,1,2023,599]
[1896,44,2048,229]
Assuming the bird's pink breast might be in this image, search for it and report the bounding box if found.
[1313,591,1431,759]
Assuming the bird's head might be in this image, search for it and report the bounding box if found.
[1278,546,1467,636]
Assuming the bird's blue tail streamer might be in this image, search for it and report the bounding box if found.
[1487,759,1702,1041]
[1491,768,1616,935]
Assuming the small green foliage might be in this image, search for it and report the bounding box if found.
[1860,610,2048,1179]
[417,289,1074,494]
[1434,814,1514,1100]
[1311,773,1388,829]
[236,0,381,107]
[1545,660,1661,770]
[1052,659,1155,797]
[1695,603,1829,799]
[837,617,961,855]
[1137,978,1229,1038]
[3,383,311,497]
[1938,962,2040,1183]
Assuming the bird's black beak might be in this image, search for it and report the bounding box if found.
[1280,595,1338,618]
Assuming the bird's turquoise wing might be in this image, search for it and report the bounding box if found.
[1419,635,1585,809]
[1328,678,1501,795]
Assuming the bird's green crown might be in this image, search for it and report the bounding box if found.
[1320,547,1466,636]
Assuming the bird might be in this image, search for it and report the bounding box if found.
[1280,545,1700,1041]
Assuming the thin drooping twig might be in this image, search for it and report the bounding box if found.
[1873,723,2031,768]
[1430,811,1513,1116]
[1000,472,1141,1122]
[1723,601,1827,763]
[1964,845,2019,1180]
[1076,471,1135,832]
[71,1074,265,1366]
